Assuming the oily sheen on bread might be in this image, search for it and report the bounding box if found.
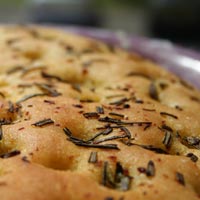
[0,25,200,200]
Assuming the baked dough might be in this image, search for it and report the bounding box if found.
[0,25,200,200]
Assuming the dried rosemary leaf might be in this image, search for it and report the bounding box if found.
[0,150,21,158]
[63,127,119,150]
[87,127,113,142]
[36,83,61,97]
[83,112,100,119]
[182,136,200,150]
[7,66,24,74]
[95,135,128,144]
[186,153,198,162]
[160,112,178,119]
[176,172,185,186]
[63,127,73,137]
[126,72,151,80]
[73,142,119,150]
[142,108,156,112]
[88,152,98,163]
[102,161,109,186]
[96,106,104,114]
[0,126,3,140]
[146,160,155,177]
[41,72,63,82]
[8,101,14,113]
[161,124,173,132]
[32,118,54,127]
[120,127,131,139]
[109,98,129,106]
[114,162,131,191]
[104,197,114,200]
[185,136,200,146]
[149,82,159,101]
[71,84,82,93]
[16,93,47,104]
[109,112,124,118]
[98,117,121,124]
[162,131,172,149]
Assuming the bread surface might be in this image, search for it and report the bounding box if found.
[0,25,200,200]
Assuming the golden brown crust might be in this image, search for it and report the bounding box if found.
[0,25,200,200]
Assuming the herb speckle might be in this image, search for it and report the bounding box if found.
[176,172,185,186]
[146,160,155,177]
[32,118,54,127]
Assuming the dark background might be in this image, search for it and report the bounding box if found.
[1,0,200,50]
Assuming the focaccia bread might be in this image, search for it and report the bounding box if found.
[0,25,200,200]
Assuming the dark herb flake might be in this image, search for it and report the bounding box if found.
[63,127,119,150]
[142,108,156,112]
[109,98,129,106]
[176,172,185,186]
[104,197,114,200]
[160,112,178,119]
[87,127,113,142]
[120,127,131,139]
[162,131,172,149]
[0,150,21,158]
[96,106,104,114]
[16,93,47,104]
[95,134,128,144]
[161,124,173,132]
[83,112,100,119]
[21,156,30,163]
[88,152,98,163]
[36,83,61,97]
[43,100,55,104]
[102,161,131,191]
[71,84,81,93]
[8,101,14,113]
[0,126,2,140]
[41,72,63,82]
[32,118,54,127]
[0,92,5,98]
[135,99,144,104]
[126,72,151,80]
[183,136,200,149]
[109,112,124,118]
[74,142,119,150]
[186,153,198,162]
[137,167,146,173]
[149,82,159,101]
[146,160,155,177]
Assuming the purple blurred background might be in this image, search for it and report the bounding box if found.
[0,0,200,88]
